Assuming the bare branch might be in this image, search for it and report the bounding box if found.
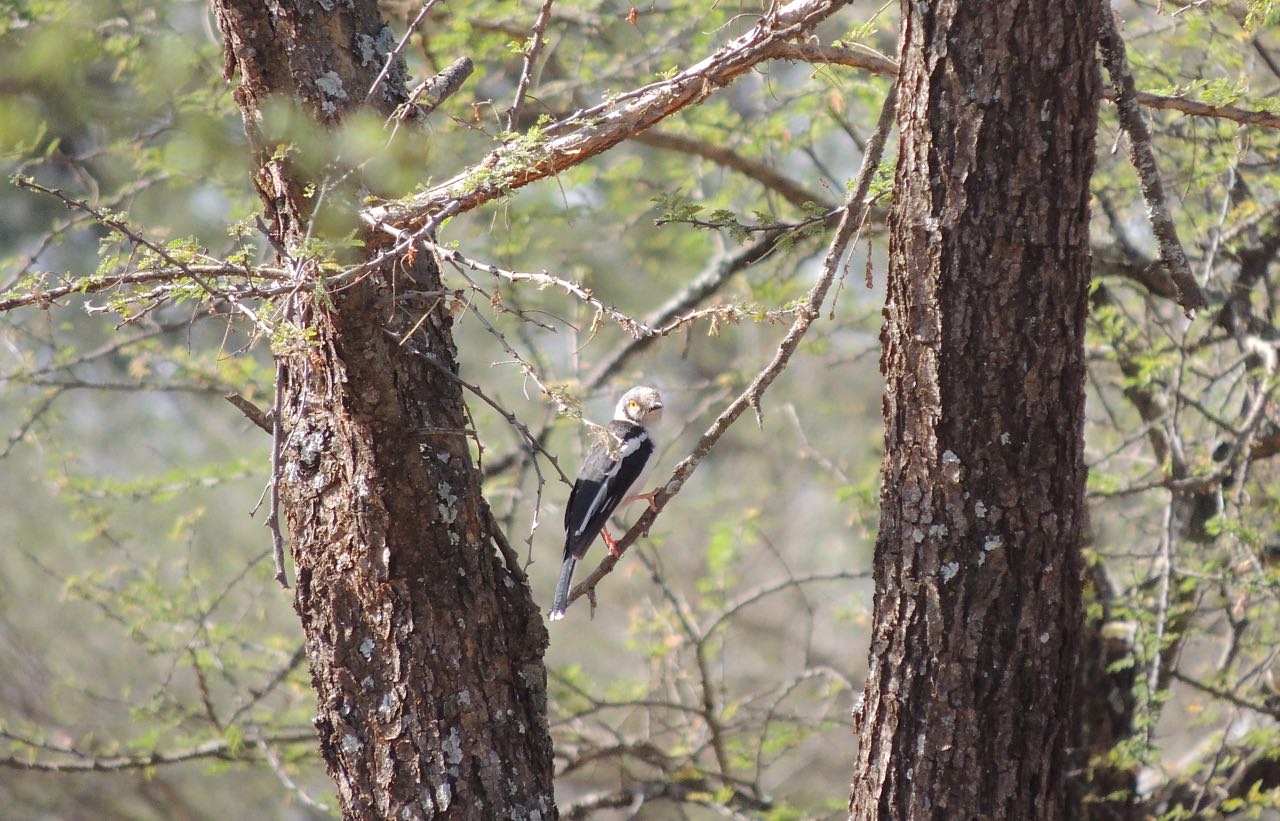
[424,240,651,336]
[699,570,869,639]
[1098,10,1208,315]
[365,0,446,105]
[225,392,273,433]
[395,56,475,122]
[561,779,770,819]
[505,0,556,132]
[0,729,317,773]
[1128,87,1280,131]
[767,40,898,76]
[0,265,288,314]
[266,359,288,587]
[633,129,828,210]
[255,734,332,811]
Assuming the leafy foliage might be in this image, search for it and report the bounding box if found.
[3,0,1280,817]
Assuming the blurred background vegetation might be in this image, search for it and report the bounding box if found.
[2,0,1279,818]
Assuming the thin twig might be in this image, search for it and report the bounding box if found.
[255,733,332,811]
[365,0,447,105]
[633,549,732,778]
[1,388,64,459]
[390,329,571,485]
[505,0,556,132]
[6,172,173,290]
[0,729,317,772]
[1144,497,1176,747]
[425,239,650,336]
[225,644,309,727]
[635,129,828,210]
[266,359,288,587]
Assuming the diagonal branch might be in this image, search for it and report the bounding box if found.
[365,0,446,104]
[481,227,794,478]
[1098,9,1208,315]
[633,129,830,209]
[561,83,898,615]
[363,0,853,233]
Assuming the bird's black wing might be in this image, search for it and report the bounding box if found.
[563,420,653,560]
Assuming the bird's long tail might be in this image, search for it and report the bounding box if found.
[549,556,577,621]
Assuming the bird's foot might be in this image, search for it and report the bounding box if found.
[602,527,624,557]
[623,488,661,512]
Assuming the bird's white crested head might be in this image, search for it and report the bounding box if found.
[614,385,664,427]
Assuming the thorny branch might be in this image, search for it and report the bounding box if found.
[0,728,317,773]
[13,178,277,331]
[561,83,898,615]
[10,0,1265,334]
[360,3,1278,266]
[424,240,651,337]
[363,0,854,234]
[0,264,289,314]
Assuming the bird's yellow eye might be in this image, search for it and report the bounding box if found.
[628,400,640,410]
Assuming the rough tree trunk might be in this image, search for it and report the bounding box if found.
[213,2,557,818]
[849,2,1100,818]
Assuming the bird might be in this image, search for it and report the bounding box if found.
[549,386,664,621]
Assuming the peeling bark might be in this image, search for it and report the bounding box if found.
[849,2,1100,818]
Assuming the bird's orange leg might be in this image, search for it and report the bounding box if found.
[601,527,623,557]
[622,488,660,512]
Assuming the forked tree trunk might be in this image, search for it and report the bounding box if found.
[213,2,557,818]
[849,2,1100,818]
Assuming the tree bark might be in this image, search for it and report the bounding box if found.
[213,2,557,818]
[849,2,1100,819]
